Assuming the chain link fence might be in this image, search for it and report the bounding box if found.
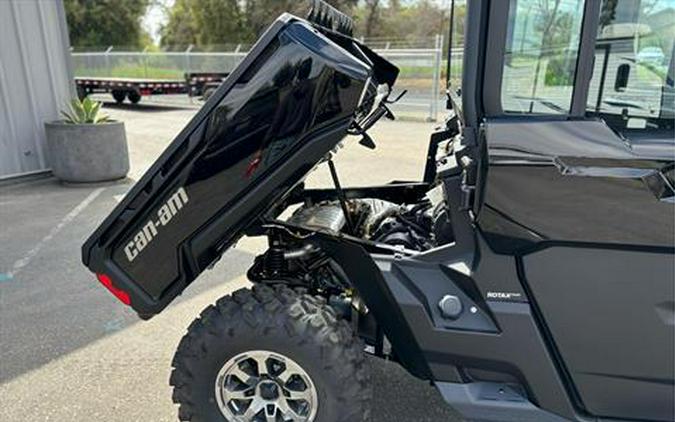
[71,35,450,121]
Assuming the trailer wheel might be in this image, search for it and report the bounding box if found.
[127,90,141,104]
[111,90,126,104]
[170,284,372,422]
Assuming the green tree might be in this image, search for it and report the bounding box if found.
[159,0,453,49]
[363,0,381,38]
[245,0,358,38]
[191,0,247,46]
[64,0,151,48]
[244,1,303,39]
[160,0,358,48]
[159,0,198,49]
[347,0,450,45]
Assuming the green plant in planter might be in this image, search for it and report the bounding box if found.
[61,97,111,124]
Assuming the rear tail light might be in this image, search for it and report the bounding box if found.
[96,273,131,306]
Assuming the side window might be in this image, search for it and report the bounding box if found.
[501,0,586,114]
[587,0,675,135]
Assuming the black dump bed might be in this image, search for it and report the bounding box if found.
[82,13,398,318]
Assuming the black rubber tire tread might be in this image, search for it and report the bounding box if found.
[127,91,141,104]
[170,284,372,422]
[111,90,125,103]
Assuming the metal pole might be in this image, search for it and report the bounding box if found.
[595,43,611,113]
[185,44,194,75]
[430,34,442,121]
[185,45,194,104]
[446,0,455,90]
[438,34,444,120]
[234,44,242,68]
[142,46,148,78]
[105,45,113,77]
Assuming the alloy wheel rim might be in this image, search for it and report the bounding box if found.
[215,350,318,421]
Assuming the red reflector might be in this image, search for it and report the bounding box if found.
[96,273,131,306]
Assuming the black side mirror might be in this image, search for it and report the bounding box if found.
[615,64,630,91]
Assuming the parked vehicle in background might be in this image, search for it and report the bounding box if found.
[82,0,674,421]
[75,72,230,104]
[185,72,230,100]
[70,39,446,121]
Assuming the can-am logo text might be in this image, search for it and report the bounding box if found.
[124,187,188,262]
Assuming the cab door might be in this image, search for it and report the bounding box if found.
[468,0,675,419]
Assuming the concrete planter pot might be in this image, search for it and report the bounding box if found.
[45,121,129,183]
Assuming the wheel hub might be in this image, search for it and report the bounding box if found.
[259,381,280,400]
[215,350,318,421]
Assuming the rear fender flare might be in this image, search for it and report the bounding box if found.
[311,233,433,380]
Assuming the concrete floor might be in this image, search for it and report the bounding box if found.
[0,102,462,421]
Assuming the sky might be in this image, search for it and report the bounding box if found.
[142,0,174,45]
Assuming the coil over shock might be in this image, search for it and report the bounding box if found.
[263,233,287,277]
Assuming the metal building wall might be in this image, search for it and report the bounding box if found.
[0,0,74,179]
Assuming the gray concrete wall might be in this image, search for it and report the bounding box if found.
[0,0,74,178]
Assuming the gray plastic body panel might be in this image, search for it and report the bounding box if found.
[436,382,572,422]
[523,246,675,421]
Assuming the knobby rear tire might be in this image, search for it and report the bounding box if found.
[170,284,372,422]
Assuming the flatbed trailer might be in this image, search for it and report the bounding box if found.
[75,72,229,104]
[185,72,230,99]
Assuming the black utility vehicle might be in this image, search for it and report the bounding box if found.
[82,1,674,421]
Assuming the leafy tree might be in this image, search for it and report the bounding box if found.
[362,0,381,38]
[160,0,358,48]
[530,1,576,89]
[64,0,151,48]
[159,0,198,49]
[159,0,449,48]
[379,0,447,40]
[241,1,355,38]
[191,0,247,46]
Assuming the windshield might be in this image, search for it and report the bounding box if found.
[501,0,586,114]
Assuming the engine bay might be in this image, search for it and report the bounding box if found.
[246,122,462,298]
[286,194,454,251]
[247,180,457,298]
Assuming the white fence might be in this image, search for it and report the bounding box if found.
[71,48,248,80]
[72,35,449,120]
[377,35,444,120]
